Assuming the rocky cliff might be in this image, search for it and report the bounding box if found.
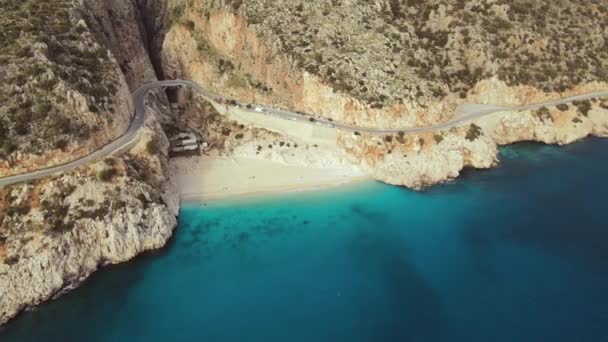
[0,0,132,176]
[1,0,608,327]
[0,0,178,325]
[161,0,608,188]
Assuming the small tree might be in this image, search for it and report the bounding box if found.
[146,140,159,155]
[535,107,553,122]
[465,124,483,141]
[98,168,118,182]
[184,20,195,31]
[572,100,592,117]
[54,139,68,150]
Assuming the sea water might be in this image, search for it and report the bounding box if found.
[1,139,607,341]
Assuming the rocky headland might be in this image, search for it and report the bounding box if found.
[0,0,178,325]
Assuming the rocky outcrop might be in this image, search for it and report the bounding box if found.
[0,0,179,326]
[339,127,498,189]
[0,105,179,325]
[0,0,133,176]
[161,2,608,189]
[340,79,608,188]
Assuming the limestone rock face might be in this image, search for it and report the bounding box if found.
[161,1,608,189]
[0,103,179,326]
[0,188,176,324]
[0,111,179,326]
[338,128,498,189]
[83,0,158,87]
[0,0,179,326]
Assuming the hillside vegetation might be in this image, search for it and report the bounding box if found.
[208,0,608,108]
[0,0,120,158]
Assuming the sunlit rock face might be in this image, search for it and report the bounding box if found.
[0,0,178,325]
[162,0,608,188]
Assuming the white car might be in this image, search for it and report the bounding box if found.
[318,122,335,128]
[254,107,263,113]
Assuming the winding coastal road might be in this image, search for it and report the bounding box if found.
[0,79,606,188]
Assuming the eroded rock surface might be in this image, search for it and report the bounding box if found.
[162,0,608,188]
[0,0,178,325]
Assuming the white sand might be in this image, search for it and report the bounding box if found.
[171,155,370,201]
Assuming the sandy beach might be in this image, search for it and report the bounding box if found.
[171,155,371,201]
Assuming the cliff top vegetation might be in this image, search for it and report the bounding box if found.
[0,0,119,158]
[202,0,608,108]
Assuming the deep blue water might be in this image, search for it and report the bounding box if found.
[2,139,608,342]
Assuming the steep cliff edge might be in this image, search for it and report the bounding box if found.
[161,0,608,188]
[0,0,178,325]
[0,0,132,176]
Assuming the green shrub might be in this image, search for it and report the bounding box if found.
[34,102,52,115]
[6,201,31,216]
[0,121,7,141]
[146,140,159,155]
[572,100,592,116]
[4,255,19,265]
[1,141,17,155]
[76,206,109,220]
[54,139,68,150]
[41,197,72,232]
[98,168,118,182]
[169,4,186,26]
[184,20,195,31]
[535,107,553,122]
[465,124,483,141]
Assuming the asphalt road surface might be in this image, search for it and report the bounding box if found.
[1,79,606,188]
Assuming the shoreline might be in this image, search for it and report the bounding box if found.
[179,176,372,203]
[171,155,371,202]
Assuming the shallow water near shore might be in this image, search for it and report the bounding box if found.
[2,139,608,341]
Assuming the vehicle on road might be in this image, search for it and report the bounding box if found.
[2,78,606,189]
[317,122,335,128]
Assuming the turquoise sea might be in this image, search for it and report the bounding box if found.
[1,139,608,341]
